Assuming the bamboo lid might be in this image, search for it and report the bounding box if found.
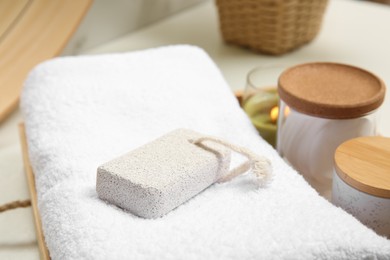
[334,136,390,198]
[278,63,386,119]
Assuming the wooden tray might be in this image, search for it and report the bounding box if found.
[19,123,50,260]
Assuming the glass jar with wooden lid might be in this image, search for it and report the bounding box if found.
[277,62,386,198]
[333,136,390,238]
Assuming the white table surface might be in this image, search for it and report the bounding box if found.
[1,0,389,258]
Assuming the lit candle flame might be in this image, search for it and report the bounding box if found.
[270,106,278,122]
[284,106,291,117]
[270,106,291,123]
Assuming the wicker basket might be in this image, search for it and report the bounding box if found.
[216,0,329,55]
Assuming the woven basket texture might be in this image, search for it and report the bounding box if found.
[216,0,329,55]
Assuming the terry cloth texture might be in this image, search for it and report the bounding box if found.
[21,45,390,260]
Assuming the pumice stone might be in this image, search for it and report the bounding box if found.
[96,129,231,219]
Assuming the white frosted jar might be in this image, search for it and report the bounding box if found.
[332,136,390,238]
[277,101,378,197]
[277,63,386,198]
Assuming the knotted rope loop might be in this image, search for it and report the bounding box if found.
[192,136,272,187]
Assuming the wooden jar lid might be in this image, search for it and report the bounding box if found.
[278,63,386,119]
[334,136,390,198]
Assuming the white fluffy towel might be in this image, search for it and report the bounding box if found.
[21,45,390,260]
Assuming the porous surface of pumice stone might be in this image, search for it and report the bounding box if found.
[96,129,231,218]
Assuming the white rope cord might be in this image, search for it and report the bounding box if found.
[192,136,272,187]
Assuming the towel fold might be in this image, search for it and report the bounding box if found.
[21,45,390,260]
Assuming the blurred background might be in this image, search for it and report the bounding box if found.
[62,0,206,55]
[0,0,389,259]
[63,0,388,55]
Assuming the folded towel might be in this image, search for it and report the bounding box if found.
[21,45,390,260]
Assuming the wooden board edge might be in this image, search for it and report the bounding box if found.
[0,0,93,124]
[19,123,50,260]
